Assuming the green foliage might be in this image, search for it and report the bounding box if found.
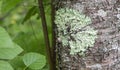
[14,31,46,55]
[0,27,23,70]
[0,27,47,70]
[1,0,23,15]
[0,61,14,70]
[0,0,51,70]
[41,65,49,70]
[0,27,14,48]
[55,8,97,55]
[9,56,25,69]
[0,27,23,59]
[22,6,38,24]
[23,52,46,70]
[0,0,2,14]
[0,43,23,60]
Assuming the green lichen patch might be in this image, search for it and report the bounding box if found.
[55,8,97,55]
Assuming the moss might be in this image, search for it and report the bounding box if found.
[55,8,97,55]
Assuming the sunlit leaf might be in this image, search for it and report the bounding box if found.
[0,61,14,70]
[0,27,14,48]
[0,43,23,60]
[23,52,46,70]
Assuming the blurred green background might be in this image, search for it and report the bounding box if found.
[0,0,52,70]
[0,0,52,55]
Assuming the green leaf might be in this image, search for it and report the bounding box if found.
[22,6,38,24]
[0,27,14,48]
[0,43,23,60]
[41,64,49,70]
[9,56,25,69]
[1,0,23,14]
[0,61,13,70]
[14,32,46,55]
[23,52,46,70]
[0,27,23,59]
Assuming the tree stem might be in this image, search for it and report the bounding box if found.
[51,0,57,69]
[38,0,54,70]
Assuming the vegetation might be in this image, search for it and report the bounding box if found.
[0,0,53,70]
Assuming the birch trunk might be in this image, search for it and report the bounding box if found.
[55,0,120,70]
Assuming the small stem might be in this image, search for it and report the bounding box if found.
[38,0,54,70]
[51,0,57,69]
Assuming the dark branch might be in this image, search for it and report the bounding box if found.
[38,0,54,70]
[51,0,57,69]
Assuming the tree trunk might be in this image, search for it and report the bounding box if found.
[55,0,120,70]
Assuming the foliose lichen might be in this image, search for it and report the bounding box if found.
[55,8,97,55]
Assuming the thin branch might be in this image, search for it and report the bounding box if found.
[51,0,57,69]
[38,0,54,70]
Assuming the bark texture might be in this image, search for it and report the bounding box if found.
[55,0,120,70]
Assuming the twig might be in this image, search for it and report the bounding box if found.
[38,0,54,70]
[51,0,57,69]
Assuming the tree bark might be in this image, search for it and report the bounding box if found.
[55,0,120,70]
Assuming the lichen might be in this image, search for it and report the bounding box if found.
[55,8,97,55]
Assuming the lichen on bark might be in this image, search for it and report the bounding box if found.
[55,8,97,55]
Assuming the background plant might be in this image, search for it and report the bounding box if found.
[0,0,53,70]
